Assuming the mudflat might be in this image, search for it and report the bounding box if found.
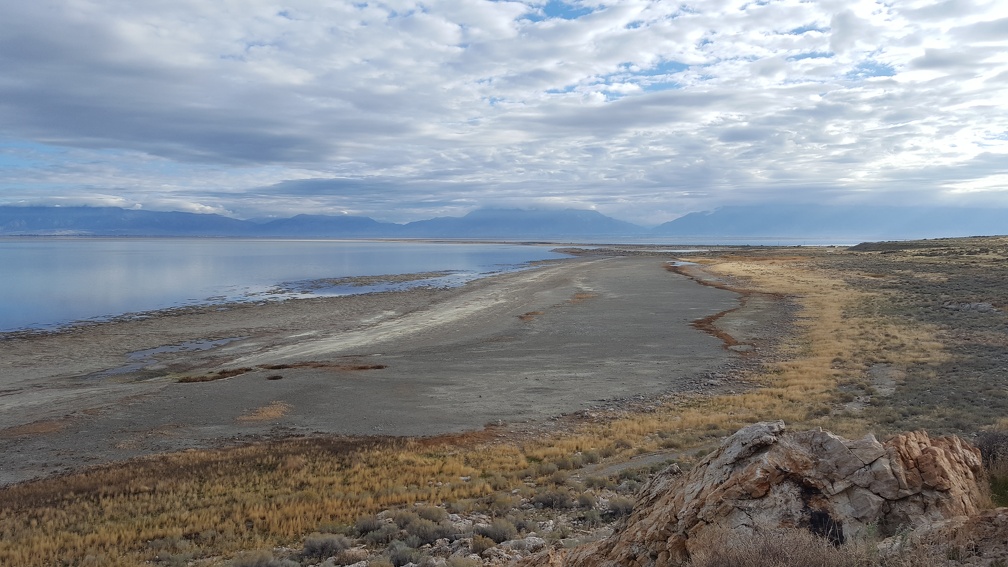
[0,255,773,485]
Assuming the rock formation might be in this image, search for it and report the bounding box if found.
[554,421,986,566]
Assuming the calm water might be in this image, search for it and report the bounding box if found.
[0,238,568,332]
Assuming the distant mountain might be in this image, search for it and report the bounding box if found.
[255,214,401,237]
[0,206,647,239]
[652,205,1008,240]
[3,204,1005,240]
[401,208,647,238]
[0,206,250,236]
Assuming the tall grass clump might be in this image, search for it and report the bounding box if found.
[686,525,874,567]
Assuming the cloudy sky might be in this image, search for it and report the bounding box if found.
[1,0,1006,224]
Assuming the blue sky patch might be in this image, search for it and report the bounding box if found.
[542,0,595,20]
[847,60,897,79]
[789,51,833,61]
[786,24,827,35]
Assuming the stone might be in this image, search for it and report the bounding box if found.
[527,422,985,566]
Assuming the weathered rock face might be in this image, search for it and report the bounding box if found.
[560,421,985,567]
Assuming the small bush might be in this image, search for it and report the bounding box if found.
[355,514,383,536]
[446,557,482,567]
[535,462,559,477]
[229,551,299,567]
[580,509,603,528]
[392,510,420,529]
[363,524,399,546]
[988,455,1008,507]
[508,512,535,534]
[532,489,573,509]
[607,496,635,518]
[484,492,517,516]
[301,532,350,560]
[584,476,614,490]
[475,518,518,543]
[577,492,597,509]
[470,534,496,555]
[415,505,448,523]
[549,470,570,485]
[386,541,419,567]
[976,430,1008,466]
[686,525,873,567]
[404,518,454,545]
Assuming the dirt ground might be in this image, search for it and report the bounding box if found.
[0,255,783,486]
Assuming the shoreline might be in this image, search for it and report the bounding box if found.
[0,254,785,486]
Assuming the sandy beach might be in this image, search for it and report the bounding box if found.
[0,254,780,485]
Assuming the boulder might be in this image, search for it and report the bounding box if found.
[552,421,985,566]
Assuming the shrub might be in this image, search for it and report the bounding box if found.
[686,525,874,567]
[484,492,517,516]
[584,475,613,490]
[386,541,419,567]
[470,534,496,555]
[607,496,635,518]
[976,430,1008,466]
[355,514,383,536]
[988,455,1008,507]
[532,489,573,509]
[229,551,299,567]
[475,518,518,543]
[392,510,420,529]
[549,470,570,485]
[363,524,399,546]
[415,505,448,523]
[301,532,351,560]
[507,512,535,534]
[580,509,603,527]
[446,557,482,567]
[404,518,454,546]
[577,492,597,509]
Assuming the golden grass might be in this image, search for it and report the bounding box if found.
[0,419,68,438]
[0,248,960,566]
[236,401,292,423]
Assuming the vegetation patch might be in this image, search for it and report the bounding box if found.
[236,401,292,423]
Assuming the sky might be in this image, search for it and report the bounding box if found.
[1,0,1006,225]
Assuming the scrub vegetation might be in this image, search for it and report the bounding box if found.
[2,237,1007,566]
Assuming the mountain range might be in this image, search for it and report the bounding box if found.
[1,205,1005,241]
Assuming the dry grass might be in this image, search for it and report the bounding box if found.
[237,401,293,423]
[0,418,68,438]
[686,525,874,567]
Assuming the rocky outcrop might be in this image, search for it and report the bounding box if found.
[556,421,986,566]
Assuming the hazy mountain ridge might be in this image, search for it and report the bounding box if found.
[652,205,1008,240]
[1,205,1005,240]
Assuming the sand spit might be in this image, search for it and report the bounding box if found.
[0,255,778,485]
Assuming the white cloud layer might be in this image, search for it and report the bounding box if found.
[1,0,1006,223]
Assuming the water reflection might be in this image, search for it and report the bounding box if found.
[0,239,567,332]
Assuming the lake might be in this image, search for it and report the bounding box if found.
[0,238,569,332]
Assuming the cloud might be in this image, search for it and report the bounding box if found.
[1,0,1006,224]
